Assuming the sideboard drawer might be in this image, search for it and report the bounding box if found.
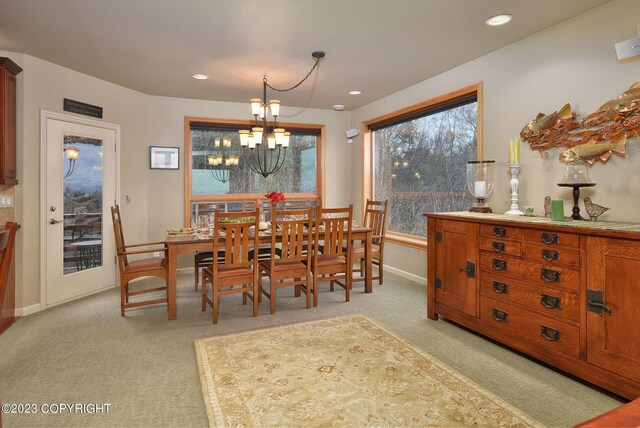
[480,296,579,358]
[523,243,580,269]
[522,229,579,247]
[480,275,579,323]
[480,224,522,241]
[479,237,522,257]
[479,253,579,292]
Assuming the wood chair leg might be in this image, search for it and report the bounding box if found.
[360,259,364,277]
[270,282,276,314]
[242,286,247,305]
[313,274,319,307]
[294,278,301,297]
[201,271,207,311]
[378,260,383,285]
[120,280,126,317]
[346,273,351,303]
[195,265,199,291]
[305,277,311,308]
[253,281,259,317]
[212,282,219,324]
[330,280,334,291]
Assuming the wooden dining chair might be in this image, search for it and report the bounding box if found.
[110,205,168,316]
[259,206,313,313]
[353,199,388,285]
[193,202,225,291]
[310,205,353,307]
[201,208,260,324]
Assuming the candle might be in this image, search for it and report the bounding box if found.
[509,139,514,164]
[509,138,520,164]
[551,199,565,221]
[474,180,487,198]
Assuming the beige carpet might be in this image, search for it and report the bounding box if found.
[195,314,542,427]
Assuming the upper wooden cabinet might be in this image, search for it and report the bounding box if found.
[0,57,22,185]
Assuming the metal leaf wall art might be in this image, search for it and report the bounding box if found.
[520,82,640,164]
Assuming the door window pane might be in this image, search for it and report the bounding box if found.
[63,135,103,274]
[373,102,478,238]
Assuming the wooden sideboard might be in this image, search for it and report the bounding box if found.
[425,212,640,399]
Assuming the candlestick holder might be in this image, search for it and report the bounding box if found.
[505,164,524,215]
[466,160,496,213]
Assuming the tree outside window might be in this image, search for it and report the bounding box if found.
[370,93,479,239]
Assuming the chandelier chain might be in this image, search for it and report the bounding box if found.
[264,58,321,93]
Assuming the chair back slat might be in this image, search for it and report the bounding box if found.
[110,205,128,267]
[363,199,388,246]
[314,205,353,259]
[213,209,260,273]
[271,207,312,264]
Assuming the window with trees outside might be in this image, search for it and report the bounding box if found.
[363,84,481,247]
[184,118,324,225]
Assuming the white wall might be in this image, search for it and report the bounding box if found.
[350,0,640,280]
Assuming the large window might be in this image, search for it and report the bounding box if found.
[363,84,481,247]
[185,118,324,224]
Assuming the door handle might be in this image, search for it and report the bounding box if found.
[49,218,62,225]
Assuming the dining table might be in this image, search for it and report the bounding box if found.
[164,225,374,320]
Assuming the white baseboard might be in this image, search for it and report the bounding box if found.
[383,265,426,285]
[15,303,42,317]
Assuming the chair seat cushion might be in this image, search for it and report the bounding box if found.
[311,256,347,268]
[125,257,166,273]
[260,260,307,273]
[353,244,380,259]
[214,266,254,279]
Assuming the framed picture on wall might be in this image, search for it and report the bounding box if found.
[149,146,179,170]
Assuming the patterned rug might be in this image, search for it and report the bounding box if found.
[194,315,542,427]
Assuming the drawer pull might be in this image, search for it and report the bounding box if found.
[492,258,508,271]
[492,226,507,237]
[540,293,561,309]
[491,241,506,252]
[540,325,561,342]
[541,249,559,261]
[541,232,559,245]
[492,308,509,322]
[492,281,508,294]
[540,268,561,283]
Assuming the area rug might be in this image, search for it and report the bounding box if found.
[194,314,542,427]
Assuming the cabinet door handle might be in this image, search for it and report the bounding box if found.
[491,241,505,252]
[540,268,560,283]
[492,226,507,237]
[541,232,559,245]
[541,249,559,261]
[491,308,508,322]
[492,281,508,294]
[540,325,561,342]
[587,300,612,314]
[540,293,561,309]
[492,258,508,271]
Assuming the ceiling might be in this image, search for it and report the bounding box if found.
[0,0,612,111]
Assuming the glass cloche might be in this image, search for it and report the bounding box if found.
[466,160,496,213]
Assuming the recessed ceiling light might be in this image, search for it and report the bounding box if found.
[485,14,512,26]
[348,90,362,95]
[192,74,209,80]
[333,104,345,111]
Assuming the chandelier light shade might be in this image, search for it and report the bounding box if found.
[242,51,325,178]
[208,136,239,184]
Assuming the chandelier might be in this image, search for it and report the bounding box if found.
[63,145,79,178]
[239,51,325,178]
[208,137,239,184]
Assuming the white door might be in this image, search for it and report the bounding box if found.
[43,113,118,306]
